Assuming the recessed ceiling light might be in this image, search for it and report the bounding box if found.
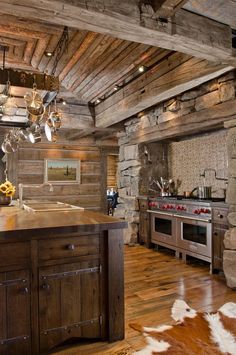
[96,98,101,104]
[114,85,119,91]
[138,65,146,73]
[59,98,67,105]
[44,51,54,57]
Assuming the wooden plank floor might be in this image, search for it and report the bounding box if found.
[53,245,236,355]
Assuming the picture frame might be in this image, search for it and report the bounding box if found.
[44,159,81,184]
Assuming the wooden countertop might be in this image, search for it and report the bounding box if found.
[0,205,127,239]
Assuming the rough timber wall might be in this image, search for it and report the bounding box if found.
[8,138,102,211]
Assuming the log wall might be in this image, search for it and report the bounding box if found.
[8,138,103,211]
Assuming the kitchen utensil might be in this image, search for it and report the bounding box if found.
[49,111,62,129]
[24,88,43,110]
[190,186,212,199]
[27,104,45,124]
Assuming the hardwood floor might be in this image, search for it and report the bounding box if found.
[53,245,236,355]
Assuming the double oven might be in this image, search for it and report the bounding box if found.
[148,198,212,262]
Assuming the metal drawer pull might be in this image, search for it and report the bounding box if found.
[0,278,27,287]
[66,244,75,250]
[41,283,50,290]
[40,266,100,281]
[42,317,99,335]
[0,335,29,345]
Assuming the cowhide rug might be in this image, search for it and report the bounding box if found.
[130,300,236,355]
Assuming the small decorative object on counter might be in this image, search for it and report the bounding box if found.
[0,180,15,205]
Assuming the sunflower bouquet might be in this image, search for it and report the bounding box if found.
[0,180,16,197]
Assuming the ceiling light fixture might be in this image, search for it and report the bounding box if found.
[96,98,101,104]
[138,65,146,73]
[114,85,119,91]
[44,51,54,57]
[59,98,67,105]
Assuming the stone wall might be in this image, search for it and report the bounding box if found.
[224,126,236,288]
[115,71,235,244]
[114,124,167,244]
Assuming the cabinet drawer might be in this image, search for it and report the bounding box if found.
[212,208,228,225]
[38,235,100,261]
[0,242,30,268]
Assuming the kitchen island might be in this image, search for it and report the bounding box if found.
[0,205,127,355]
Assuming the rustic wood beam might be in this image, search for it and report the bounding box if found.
[66,127,117,140]
[150,0,190,19]
[0,1,235,65]
[95,54,232,127]
[129,99,236,144]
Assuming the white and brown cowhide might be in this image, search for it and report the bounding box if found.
[130,300,236,355]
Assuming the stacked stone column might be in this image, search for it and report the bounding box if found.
[223,126,236,288]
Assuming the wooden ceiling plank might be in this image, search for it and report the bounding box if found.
[43,29,78,75]
[31,36,51,69]
[130,99,236,144]
[151,0,190,18]
[0,13,63,35]
[0,23,48,40]
[0,1,234,65]
[78,42,141,102]
[184,0,236,29]
[62,34,108,89]
[95,57,232,127]
[83,46,170,103]
[23,39,36,64]
[59,32,97,82]
[95,51,188,116]
[0,36,25,47]
[69,35,117,92]
[74,39,131,98]
[38,31,63,73]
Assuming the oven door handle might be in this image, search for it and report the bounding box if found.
[174,214,211,223]
[147,210,174,216]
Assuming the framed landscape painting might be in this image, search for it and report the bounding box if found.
[44,159,80,184]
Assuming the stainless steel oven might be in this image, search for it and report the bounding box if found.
[149,211,176,247]
[176,215,212,260]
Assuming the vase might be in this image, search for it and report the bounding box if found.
[0,195,12,206]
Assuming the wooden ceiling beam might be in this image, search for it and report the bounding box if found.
[150,0,190,19]
[129,99,236,144]
[95,53,232,127]
[0,1,234,65]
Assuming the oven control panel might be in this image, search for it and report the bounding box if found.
[148,199,212,216]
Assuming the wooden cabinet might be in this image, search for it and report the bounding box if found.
[212,206,228,272]
[138,198,151,247]
[0,227,124,354]
[0,269,31,355]
[39,260,102,352]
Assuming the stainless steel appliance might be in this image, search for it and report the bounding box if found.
[148,197,213,264]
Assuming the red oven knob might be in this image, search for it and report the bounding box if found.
[204,209,210,214]
[181,206,186,211]
[194,209,199,214]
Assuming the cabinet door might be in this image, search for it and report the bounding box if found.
[39,260,102,352]
[139,211,150,246]
[212,226,226,271]
[0,269,31,355]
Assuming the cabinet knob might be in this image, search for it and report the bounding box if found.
[41,283,50,290]
[217,214,223,219]
[214,232,218,236]
[67,244,75,251]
